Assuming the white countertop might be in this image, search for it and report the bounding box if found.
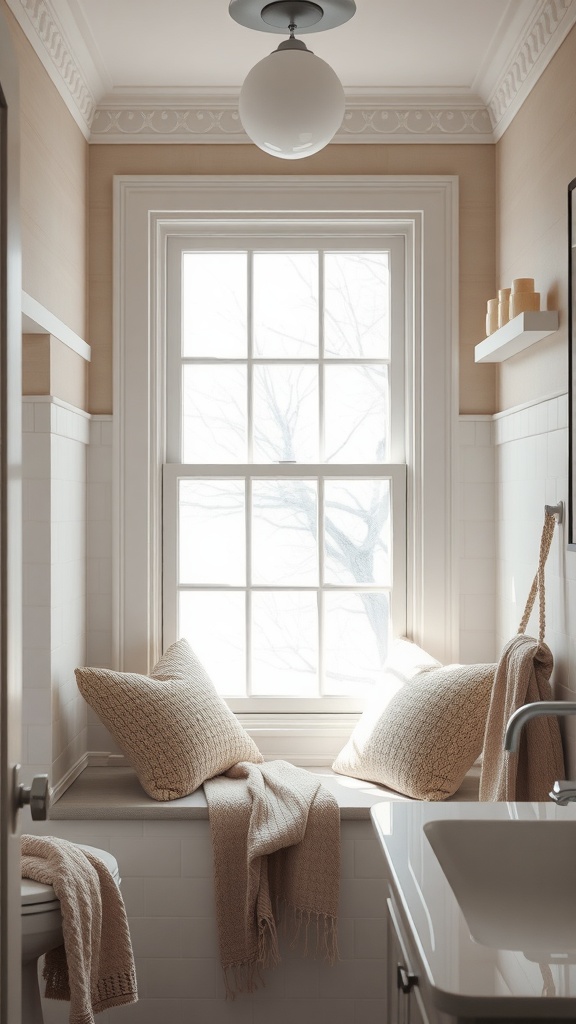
[371,800,576,1019]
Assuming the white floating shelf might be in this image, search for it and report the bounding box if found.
[474,310,559,364]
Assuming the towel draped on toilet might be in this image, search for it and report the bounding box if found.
[21,835,137,1024]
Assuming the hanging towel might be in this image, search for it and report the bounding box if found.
[21,835,137,1023]
[204,760,340,995]
[480,512,566,801]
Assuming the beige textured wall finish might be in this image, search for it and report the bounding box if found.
[89,143,496,415]
[22,334,87,408]
[2,0,88,342]
[497,24,576,411]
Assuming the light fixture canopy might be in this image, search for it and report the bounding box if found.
[231,0,354,160]
[229,0,356,34]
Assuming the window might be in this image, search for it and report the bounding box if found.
[114,176,457,756]
[163,238,406,711]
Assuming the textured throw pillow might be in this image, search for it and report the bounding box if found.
[332,661,496,800]
[75,638,263,801]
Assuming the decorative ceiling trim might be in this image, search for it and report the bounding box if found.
[487,0,576,139]
[90,99,493,145]
[8,0,576,146]
[6,0,95,137]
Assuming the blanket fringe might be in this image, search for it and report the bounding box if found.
[224,908,337,997]
[223,961,265,998]
[258,912,280,971]
[281,902,339,965]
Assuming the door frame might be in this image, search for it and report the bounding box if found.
[0,8,22,1023]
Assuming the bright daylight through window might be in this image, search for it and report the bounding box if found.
[163,242,407,708]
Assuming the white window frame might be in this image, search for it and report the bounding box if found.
[113,176,459,760]
[162,229,407,714]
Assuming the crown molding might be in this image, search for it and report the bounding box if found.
[486,0,576,139]
[5,0,96,138]
[7,0,576,146]
[90,91,493,145]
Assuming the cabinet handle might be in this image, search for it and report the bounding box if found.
[397,963,417,994]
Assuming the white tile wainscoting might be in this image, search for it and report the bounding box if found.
[493,391,576,776]
[22,397,90,796]
[31,816,389,1024]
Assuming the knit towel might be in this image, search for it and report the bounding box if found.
[21,835,138,1023]
[479,634,566,801]
[204,760,340,995]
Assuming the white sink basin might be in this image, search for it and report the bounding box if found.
[424,819,576,952]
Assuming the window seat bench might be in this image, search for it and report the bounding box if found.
[49,764,481,821]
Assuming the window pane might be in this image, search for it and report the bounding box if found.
[324,364,389,463]
[179,591,246,696]
[252,480,318,585]
[182,253,247,357]
[324,480,391,585]
[324,252,390,358]
[182,364,247,463]
[179,479,245,585]
[253,365,318,462]
[252,591,318,696]
[253,252,318,357]
[324,591,390,696]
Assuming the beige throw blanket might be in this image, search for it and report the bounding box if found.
[21,835,137,1023]
[204,760,340,995]
[480,634,565,800]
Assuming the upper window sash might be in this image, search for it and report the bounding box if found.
[164,232,406,466]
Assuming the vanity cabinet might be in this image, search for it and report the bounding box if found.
[374,803,576,1024]
[386,895,433,1024]
[385,886,572,1024]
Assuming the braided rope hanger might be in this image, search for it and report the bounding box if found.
[517,511,557,645]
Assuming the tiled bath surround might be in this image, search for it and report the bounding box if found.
[33,816,389,1024]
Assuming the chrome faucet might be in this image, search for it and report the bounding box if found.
[504,701,576,804]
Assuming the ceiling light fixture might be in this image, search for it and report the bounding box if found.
[229,0,356,160]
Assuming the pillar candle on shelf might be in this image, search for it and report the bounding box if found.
[486,298,498,336]
[498,288,511,328]
[509,278,540,318]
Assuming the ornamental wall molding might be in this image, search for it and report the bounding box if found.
[7,0,576,145]
[7,0,96,136]
[487,0,576,139]
[90,97,493,145]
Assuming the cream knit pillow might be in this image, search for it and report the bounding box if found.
[332,662,495,800]
[75,638,263,801]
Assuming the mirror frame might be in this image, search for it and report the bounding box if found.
[565,177,569,552]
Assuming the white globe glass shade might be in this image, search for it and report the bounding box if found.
[239,48,345,159]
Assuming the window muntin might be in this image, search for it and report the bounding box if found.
[164,235,406,710]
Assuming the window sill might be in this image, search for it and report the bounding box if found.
[48,764,480,822]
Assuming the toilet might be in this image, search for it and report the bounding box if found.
[21,844,120,1024]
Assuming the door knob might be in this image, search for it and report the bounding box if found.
[17,771,50,820]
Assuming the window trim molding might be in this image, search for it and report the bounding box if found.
[113,175,459,685]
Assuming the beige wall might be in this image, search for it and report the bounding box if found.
[89,143,495,415]
[496,24,576,411]
[2,0,88,343]
[22,334,87,408]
